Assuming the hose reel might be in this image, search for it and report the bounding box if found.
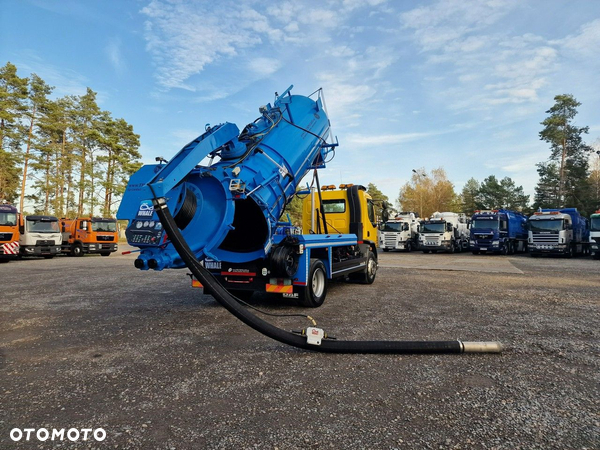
[269,245,299,278]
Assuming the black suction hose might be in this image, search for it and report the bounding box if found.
[152,197,501,354]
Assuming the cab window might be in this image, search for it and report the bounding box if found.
[322,199,345,214]
[367,199,375,224]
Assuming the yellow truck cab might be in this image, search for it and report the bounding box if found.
[302,184,378,246]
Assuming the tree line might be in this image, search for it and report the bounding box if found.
[0,62,142,218]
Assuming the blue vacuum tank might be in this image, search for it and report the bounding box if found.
[117,86,334,270]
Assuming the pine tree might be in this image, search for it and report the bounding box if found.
[460,178,480,215]
[366,183,389,221]
[19,73,54,212]
[0,62,28,202]
[97,116,141,216]
[538,94,592,209]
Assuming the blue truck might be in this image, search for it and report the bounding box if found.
[469,209,528,255]
[527,208,590,257]
[116,86,377,307]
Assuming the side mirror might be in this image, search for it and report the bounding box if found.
[81,221,88,231]
[446,223,452,232]
[403,223,409,231]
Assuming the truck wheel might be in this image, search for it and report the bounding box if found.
[422,250,429,254]
[351,250,377,284]
[72,243,84,257]
[298,259,327,308]
[406,242,412,252]
[382,248,389,252]
[472,250,480,255]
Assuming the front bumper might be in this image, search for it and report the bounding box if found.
[85,243,118,254]
[22,245,62,256]
[528,243,568,254]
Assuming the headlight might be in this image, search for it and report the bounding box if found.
[469,240,475,245]
[492,241,499,246]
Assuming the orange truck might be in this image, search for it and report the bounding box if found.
[0,204,20,261]
[60,217,119,257]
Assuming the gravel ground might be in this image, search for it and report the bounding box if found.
[0,249,599,449]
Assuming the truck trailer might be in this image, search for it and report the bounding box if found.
[419,212,469,253]
[528,208,589,257]
[19,215,62,258]
[588,210,600,259]
[0,204,20,261]
[60,217,119,256]
[379,212,420,252]
[469,209,528,255]
[117,86,376,307]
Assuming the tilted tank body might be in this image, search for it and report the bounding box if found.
[117,86,335,270]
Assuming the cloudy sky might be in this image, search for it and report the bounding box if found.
[2,0,600,204]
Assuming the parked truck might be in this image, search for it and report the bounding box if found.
[117,85,376,307]
[60,217,119,256]
[19,215,62,258]
[0,204,20,261]
[469,209,528,255]
[527,208,589,257]
[418,211,469,253]
[590,210,600,260]
[379,212,420,252]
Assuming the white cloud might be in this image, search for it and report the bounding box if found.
[558,18,600,58]
[105,37,124,74]
[247,57,282,77]
[345,132,439,146]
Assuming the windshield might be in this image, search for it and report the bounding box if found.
[529,219,564,233]
[26,218,59,233]
[0,212,17,226]
[472,218,498,230]
[92,221,117,232]
[421,222,445,233]
[382,222,402,232]
[590,217,600,232]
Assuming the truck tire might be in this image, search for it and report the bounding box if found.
[382,248,389,252]
[298,259,327,308]
[472,250,480,255]
[350,250,377,284]
[406,242,412,252]
[72,243,84,257]
[508,241,515,255]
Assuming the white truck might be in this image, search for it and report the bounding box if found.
[379,212,420,252]
[418,211,469,253]
[19,215,62,258]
